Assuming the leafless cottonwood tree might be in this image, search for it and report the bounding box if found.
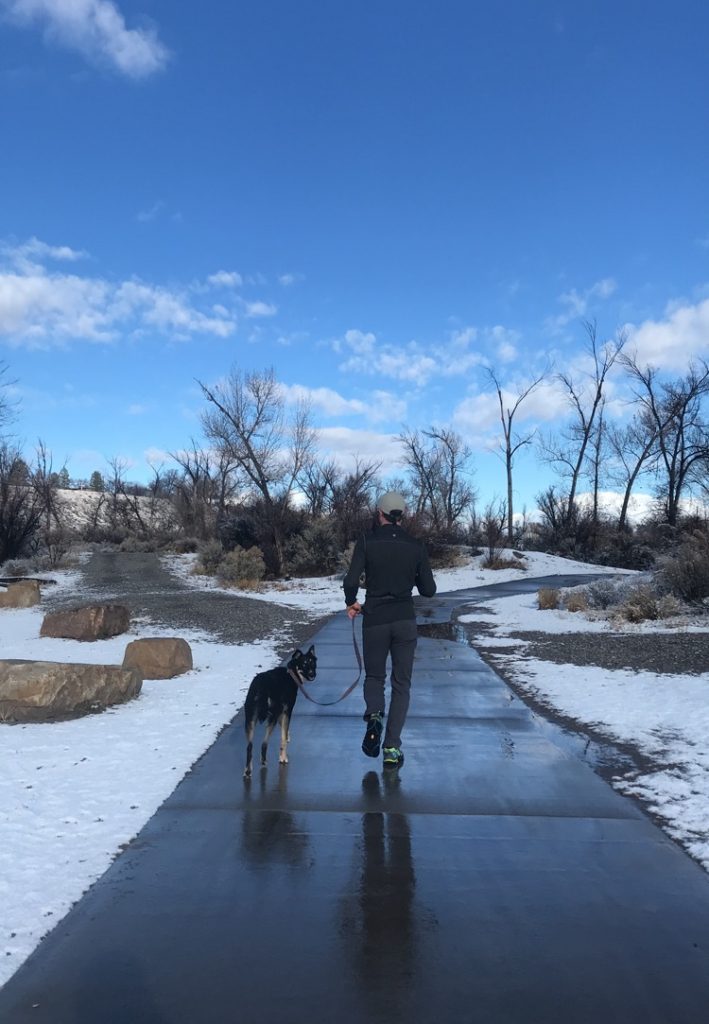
[606,409,660,532]
[301,456,381,542]
[398,427,475,536]
[0,444,44,563]
[199,368,315,574]
[486,368,546,543]
[620,355,709,527]
[540,320,626,529]
[0,362,17,434]
[169,442,241,540]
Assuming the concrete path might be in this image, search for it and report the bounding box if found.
[2,579,709,1023]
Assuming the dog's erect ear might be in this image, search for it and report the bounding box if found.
[307,645,315,654]
[291,649,302,659]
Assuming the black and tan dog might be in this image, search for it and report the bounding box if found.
[243,645,317,779]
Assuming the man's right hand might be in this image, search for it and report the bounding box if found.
[346,602,362,619]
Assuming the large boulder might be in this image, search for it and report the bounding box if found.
[0,660,142,723]
[40,603,130,641]
[0,580,41,609]
[122,637,193,679]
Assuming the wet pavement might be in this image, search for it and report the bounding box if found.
[2,577,709,1022]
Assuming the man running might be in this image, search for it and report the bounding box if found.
[343,491,437,768]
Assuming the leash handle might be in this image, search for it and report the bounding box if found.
[291,617,362,707]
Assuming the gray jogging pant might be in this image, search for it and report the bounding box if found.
[362,619,418,749]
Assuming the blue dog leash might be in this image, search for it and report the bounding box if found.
[288,616,363,707]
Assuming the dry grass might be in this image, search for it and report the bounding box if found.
[564,591,589,613]
[538,587,560,610]
[482,556,527,571]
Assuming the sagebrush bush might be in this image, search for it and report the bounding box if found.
[658,533,709,603]
[538,587,560,610]
[216,545,266,585]
[620,584,659,623]
[656,594,685,619]
[119,536,158,553]
[0,559,30,577]
[173,536,199,554]
[564,590,589,613]
[285,520,341,576]
[197,539,224,575]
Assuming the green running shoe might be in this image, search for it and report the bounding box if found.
[362,712,384,757]
[383,746,404,768]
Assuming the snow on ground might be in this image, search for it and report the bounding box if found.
[459,593,709,871]
[0,547,698,988]
[164,547,631,615]
[0,580,279,988]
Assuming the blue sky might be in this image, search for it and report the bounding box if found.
[0,0,708,513]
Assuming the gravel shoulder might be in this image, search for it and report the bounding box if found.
[45,551,329,660]
[484,629,709,676]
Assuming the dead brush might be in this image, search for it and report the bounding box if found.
[538,587,560,610]
[564,590,589,613]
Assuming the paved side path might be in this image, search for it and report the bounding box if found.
[2,582,709,1023]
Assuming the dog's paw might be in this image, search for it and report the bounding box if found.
[279,755,289,764]
[243,769,252,780]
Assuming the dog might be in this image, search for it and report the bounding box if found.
[243,645,317,779]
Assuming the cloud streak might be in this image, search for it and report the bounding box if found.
[1,0,170,79]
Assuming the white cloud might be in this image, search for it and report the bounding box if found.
[1,0,170,79]
[126,403,147,415]
[0,238,237,345]
[280,383,406,424]
[278,272,303,287]
[338,326,485,386]
[316,426,401,474]
[546,277,617,334]
[207,270,242,289]
[453,379,569,439]
[625,295,709,371]
[136,200,165,223]
[243,300,277,318]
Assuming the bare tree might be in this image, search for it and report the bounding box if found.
[199,368,315,573]
[486,368,546,543]
[540,320,626,527]
[480,499,507,564]
[606,409,660,531]
[0,444,44,563]
[0,362,17,435]
[170,442,240,540]
[398,427,476,535]
[621,355,709,526]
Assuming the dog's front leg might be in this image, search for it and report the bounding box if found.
[279,712,290,764]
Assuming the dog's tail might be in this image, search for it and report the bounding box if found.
[244,681,270,729]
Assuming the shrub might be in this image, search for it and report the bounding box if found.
[197,539,224,575]
[564,590,589,613]
[173,536,199,554]
[0,558,30,577]
[119,536,158,553]
[216,545,266,586]
[620,584,659,623]
[285,520,341,576]
[483,555,527,570]
[658,533,709,603]
[538,587,560,610]
[656,594,685,619]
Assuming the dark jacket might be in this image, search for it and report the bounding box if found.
[343,523,437,627]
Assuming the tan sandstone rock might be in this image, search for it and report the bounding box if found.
[0,660,142,723]
[122,637,193,679]
[40,603,131,641]
[0,580,41,609]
